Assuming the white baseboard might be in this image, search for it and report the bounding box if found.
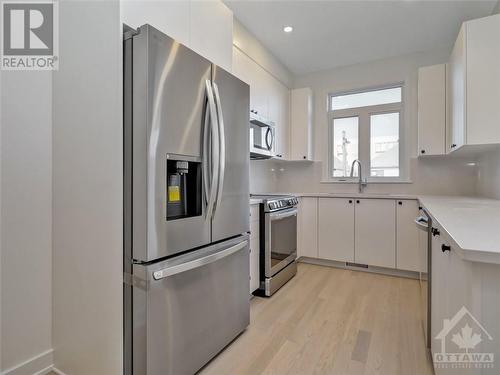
[33,366,53,375]
[50,368,66,375]
[298,257,420,280]
[1,349,53,375]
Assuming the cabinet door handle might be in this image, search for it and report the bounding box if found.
[432,227,440,236]
[451,144,457,149]
[441,244,451,252]
[349,200,353,204]
[356,200,360,204]
[398,201,403,205]
[421,150,426,154]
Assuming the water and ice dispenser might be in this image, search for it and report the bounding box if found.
[166,157,202,220]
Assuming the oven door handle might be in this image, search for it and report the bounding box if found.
[415,216,429,231]
[270,208,297,221]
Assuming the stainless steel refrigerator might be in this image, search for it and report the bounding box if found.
[123,24,250,375]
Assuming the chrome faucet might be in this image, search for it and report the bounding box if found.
[350,159,367,193]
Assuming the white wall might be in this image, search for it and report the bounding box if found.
[0,71,53,374]
[52,1,122,374]
[267,48,479,196]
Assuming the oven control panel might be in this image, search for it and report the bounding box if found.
[266,197,298,212]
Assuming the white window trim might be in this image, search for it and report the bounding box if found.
[325,83,409,183]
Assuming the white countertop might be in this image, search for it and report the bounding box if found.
[250,198,262,205]
[252,192,418,200]
[418,196,500,265]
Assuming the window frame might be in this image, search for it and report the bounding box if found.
[327,83,407,183]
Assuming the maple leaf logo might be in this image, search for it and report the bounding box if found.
[451,324,482,353]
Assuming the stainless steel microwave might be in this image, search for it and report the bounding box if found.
[249,111,275,159]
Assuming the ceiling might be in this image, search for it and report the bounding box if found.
[225,0,498,75]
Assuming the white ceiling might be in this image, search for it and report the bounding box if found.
[225,0,498,75]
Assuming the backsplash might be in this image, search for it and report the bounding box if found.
[249,160,280,193]
[250,157,479,196]
[476,148,500,199]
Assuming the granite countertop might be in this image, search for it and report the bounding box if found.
[418,195,500,265]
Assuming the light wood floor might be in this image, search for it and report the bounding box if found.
[199,263,434,375]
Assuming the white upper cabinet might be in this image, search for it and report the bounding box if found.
[290,88,313,161]
[120,0,233,71]
[267,78,290,159]
[418,64,446,156]
[355,199,396,268]
[449,14,500,152]
[449,25,466,151]
[232,47,269,118]
[121,1,190,45]
[190,1,233,71]
[232,48,264,116]
[396,200,420,272]
[232,47,290,159]
[318,198,354,262]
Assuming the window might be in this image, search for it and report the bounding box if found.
[331,87,401,111]
[328,85,404,181]
[370,112,399,177]
[332,117,358,177]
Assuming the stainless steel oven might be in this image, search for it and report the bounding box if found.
[249,111,275,159]
[265,207,297,276]
[252,195,298,296]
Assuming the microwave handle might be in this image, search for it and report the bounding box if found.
[265,127,274,151]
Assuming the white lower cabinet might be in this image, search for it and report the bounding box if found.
[298,197,420,272]
[396,200,421,272]
[297,198,318,258]
[249,205,260,293]
[418,229,428,273]
[318,198,354,262]
[431,231,450,358]
[354,199,396,268]
[430,229,483,375]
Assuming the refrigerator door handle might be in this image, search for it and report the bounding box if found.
[212,82,225,217]
[152,240,248,280]
[203,80,219,219]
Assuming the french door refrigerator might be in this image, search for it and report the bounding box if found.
[123,24,250,375]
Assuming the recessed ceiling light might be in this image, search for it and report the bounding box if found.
[283,26,293,33]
